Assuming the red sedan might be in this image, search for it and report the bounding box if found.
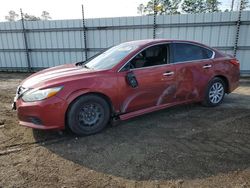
[13,39,240,135]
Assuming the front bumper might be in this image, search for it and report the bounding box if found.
[15,96,67,130]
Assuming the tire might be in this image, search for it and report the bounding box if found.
[202,77,225,107]
[67,94,110,136]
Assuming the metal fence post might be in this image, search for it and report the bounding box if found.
[20,9,31,72]
[233,0,243,57]
[153,0,156,39]
[82,5,88,60]
[231,0,235,11]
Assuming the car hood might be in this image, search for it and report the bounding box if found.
[21,63,96,88]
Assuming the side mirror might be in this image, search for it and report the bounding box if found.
[75,61,85,66]
[126,71,138,88]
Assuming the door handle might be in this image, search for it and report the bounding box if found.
[203,64,212,69]
[163,71,174,76]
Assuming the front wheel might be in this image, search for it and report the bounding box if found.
[67,94,110,136]
[202,77,225,107]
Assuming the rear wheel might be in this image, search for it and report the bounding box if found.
[67,94,110,136]
[202,77,225,107]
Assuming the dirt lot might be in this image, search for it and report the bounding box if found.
[0,72,250,188]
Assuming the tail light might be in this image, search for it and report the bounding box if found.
[230,59,240,67]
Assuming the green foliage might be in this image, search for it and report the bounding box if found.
[23,13,41,21]
[5,10,52,22]
[137,4,145,15]
[206,0,221,12]
[138,0,181,15]
[241,0,250,10]
[139,0,222,14]
[5,10,19,21]
[181,0,206,13]
[41,11,52,20]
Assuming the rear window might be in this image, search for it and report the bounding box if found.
[172,43,213,63]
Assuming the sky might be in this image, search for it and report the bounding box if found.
[0,0,147,21]
[0,0,239,22]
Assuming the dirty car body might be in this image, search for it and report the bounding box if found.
[13,39,240,135]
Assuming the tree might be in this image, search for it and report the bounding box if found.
[23,13,40,21]
[171,0,182,14]
[137,0,181,15]
[41,11,52,20]
[137,4,145,15]
[231,0,249,11]
[5,10,19,21]
[205,0,221,12]
[241,0,250,10]
[182,0,206,13]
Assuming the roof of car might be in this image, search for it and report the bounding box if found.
[124,39,167,45]
[124,39,204,46]
[123,39,215,51]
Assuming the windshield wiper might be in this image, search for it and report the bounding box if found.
[83,64,90,69]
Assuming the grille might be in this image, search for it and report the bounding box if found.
[28,116,43,125]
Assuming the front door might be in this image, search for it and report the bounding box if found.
[117,44,177,113]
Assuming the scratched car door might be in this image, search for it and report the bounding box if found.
[117,44,177,113]
[170,42,214,102]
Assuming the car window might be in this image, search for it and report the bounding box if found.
[85,43,138,70]
[124,44,168,70]
[172,43,213,63]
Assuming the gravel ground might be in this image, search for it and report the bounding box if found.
[0,72,250,188]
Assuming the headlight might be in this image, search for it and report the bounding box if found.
[22,86,63,102]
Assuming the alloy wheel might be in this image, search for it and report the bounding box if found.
[208,82,224,104]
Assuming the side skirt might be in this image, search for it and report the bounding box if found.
[119,99,195,121]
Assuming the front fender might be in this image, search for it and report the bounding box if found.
[65,89,91,106]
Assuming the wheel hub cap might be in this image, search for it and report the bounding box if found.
[209,82,224,104]
[78,103,102,126]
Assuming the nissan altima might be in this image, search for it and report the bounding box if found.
[12,39,240,135]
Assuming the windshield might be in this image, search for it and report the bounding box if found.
[85,43,138,70]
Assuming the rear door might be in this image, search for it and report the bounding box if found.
[170,42,214,102]
[117,43,177,113]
